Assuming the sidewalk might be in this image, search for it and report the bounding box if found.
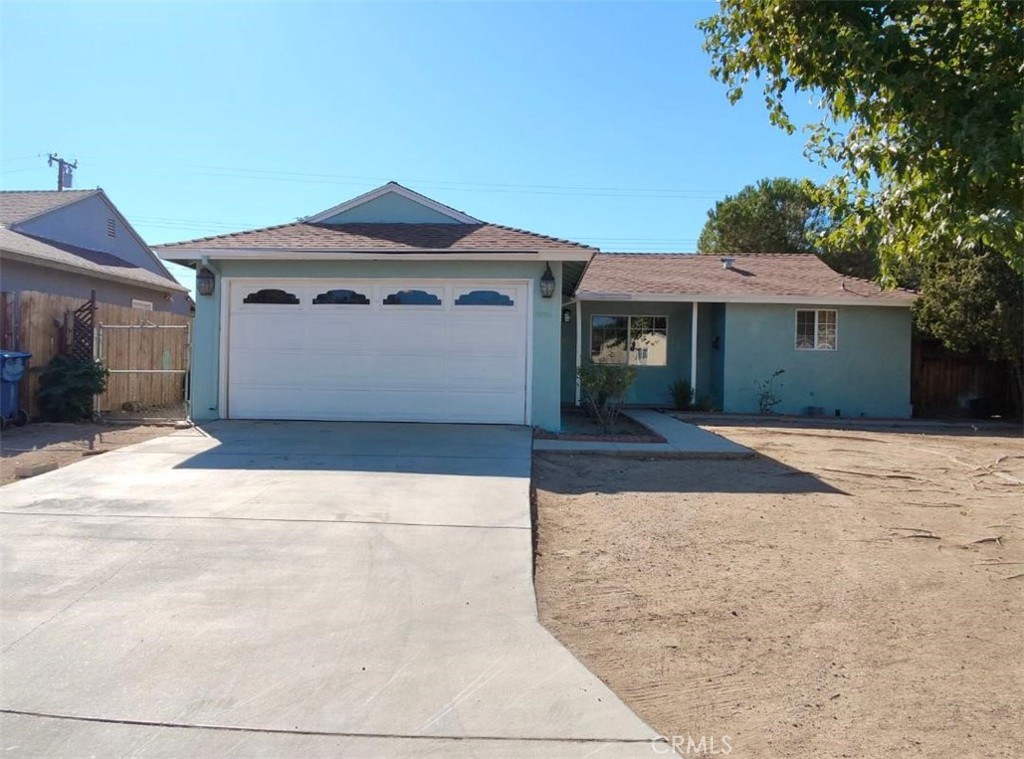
[533,409,753,457]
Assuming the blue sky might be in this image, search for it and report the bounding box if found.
[1,1,831,288]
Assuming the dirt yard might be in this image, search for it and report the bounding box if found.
[534,423,1023,758]
[0,423,175,486]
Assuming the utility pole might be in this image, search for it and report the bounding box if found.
[48,153,78,191]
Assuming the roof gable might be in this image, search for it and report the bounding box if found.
[307,182,479,225]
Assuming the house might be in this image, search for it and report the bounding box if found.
[0,189,191,314]
[156,182,915,430]
[567,253,915,418]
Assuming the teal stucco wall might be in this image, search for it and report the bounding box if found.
[721,303,912,418]
[190,259,564,430]
[576,301,695,406]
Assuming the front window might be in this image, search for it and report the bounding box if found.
[590,315,668,366]
[795,309,838,350]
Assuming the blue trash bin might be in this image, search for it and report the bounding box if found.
[0,350,31,428]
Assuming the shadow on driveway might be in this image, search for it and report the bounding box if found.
[534,450,846,496]
[170,420,532,478]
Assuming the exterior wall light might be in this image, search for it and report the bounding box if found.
[196,266,216,296]
[562,308,572,323]
[539,263,556,299]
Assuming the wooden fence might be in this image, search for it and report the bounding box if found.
[1,290,191,418]
[911,338,1014,417]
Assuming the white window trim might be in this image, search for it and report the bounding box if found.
[589,314,669,366]
[794,308,839,351]
[130,298,153,311]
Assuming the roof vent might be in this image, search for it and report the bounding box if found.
[721,256,736,269]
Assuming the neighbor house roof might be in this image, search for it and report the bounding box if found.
[0,189,187,293]
[0,227,188,292]
[576,253,915,306]
[0,189,99,226]
[155,221,595,256]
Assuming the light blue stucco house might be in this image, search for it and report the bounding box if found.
[157,183,915,430]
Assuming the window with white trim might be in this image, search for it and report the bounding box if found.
[795,309,837,350]
[590,315,668,366]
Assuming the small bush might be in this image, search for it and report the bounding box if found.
[754,369,785,414]
[578,362,637,433]
[668,378,695,410]
[693,394,718,412]
[36,355,109,422]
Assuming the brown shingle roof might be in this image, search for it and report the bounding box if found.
[0,227,187,292]
[0,190,98,226]
[154,221,595,253]
[577,253,915,304]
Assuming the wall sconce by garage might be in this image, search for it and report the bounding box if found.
[562,308,572,323]
[539,263,556,299]
[196,266,216,296]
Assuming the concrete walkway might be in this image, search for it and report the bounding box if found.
[1,422,661,757]
[534,409,753,457]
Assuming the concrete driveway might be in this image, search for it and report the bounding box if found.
[1,422,661,757]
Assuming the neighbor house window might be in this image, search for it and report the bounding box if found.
[590,315,668,366]
[795,309,837,350]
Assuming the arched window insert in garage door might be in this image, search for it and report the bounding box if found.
[242,289,300,304]
[383,289,442,306]
[454,289,515,306]
[313,289,371,305]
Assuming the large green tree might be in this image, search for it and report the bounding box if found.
[697,177,879,280]
[697,177,816,254]
[699,1,1023,280]
[914,245,1023,408]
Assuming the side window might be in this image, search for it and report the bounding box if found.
[243,289,300,305]
[313,289,370,305]
[795,309,838,350]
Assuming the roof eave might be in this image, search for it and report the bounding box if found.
[158,247,596,263]
[0,248,189,294]
[574,291,915,307]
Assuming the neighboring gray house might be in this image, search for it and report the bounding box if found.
[0,189,191,314]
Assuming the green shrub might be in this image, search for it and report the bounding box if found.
[578,362,637,433]
[668,378,695,410]
[36,355,109,422]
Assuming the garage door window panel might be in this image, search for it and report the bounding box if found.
[243,288,300,305]
[313,289,371,305]
[383,289,443,306]
[454,289,515,307]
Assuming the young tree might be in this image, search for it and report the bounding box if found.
[698,177,879,280]
[699,2,1023,280]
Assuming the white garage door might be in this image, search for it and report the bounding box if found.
[225,279,530,424]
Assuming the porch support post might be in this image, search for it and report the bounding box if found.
[690,301,698,394]
[574,299,582,406]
